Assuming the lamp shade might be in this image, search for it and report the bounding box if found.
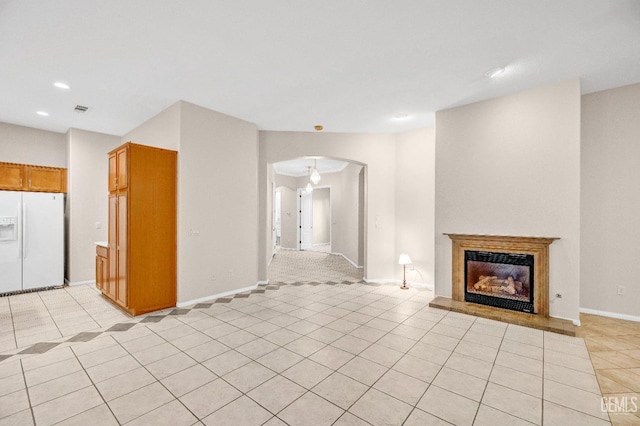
[398,254,412,265]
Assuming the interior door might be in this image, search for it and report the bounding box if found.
[298,189,313,250]
[22,192,64,289]
[0,191,22,293]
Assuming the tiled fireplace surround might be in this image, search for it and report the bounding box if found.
[430,234,576,336]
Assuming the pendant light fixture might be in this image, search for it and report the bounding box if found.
[305,166,314,193]
[310,159,321,184]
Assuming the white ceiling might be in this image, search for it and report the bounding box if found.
[273,158,349,177]
[1,1,639,136]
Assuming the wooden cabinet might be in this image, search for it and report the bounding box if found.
[0,163,24,190]
[108,146,128,193]
[0,162,67,193]
[105,142,177,316]
[95,245,108,293]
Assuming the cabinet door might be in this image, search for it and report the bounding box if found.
[107,195,118,300]
[116,147,128,190]
[26,167,66,192]
[116,192,128,306]
[95,256,103,291]
[0,163,25,190]
[108,153,117,193]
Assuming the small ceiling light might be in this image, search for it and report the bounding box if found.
[314,125,323,131]
[485,67,505,79]
[394,113,410,120]
[36,111,49,116]
[54,82,70,89]
[305,182,314,193]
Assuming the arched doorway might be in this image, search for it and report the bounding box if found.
[268,157,365,283]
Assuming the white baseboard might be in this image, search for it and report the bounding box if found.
[580,307,640,323]
[550,314,581,326]
[363,278,433,290]
[332,252,364,269]
[257,280,269,285]
[176,284,258,307]
[65,279,95,287]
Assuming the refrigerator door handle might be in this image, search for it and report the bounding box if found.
[17,202,22,261]
[22,201,27,259]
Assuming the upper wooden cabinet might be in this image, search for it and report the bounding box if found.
[0,163,24,190]
[108,145,128,193]
[0,162,67,193]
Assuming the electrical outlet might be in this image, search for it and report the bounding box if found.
[95,222,101,229]
[617,285,626,296]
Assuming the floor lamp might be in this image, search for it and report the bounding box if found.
[398,254,412,290]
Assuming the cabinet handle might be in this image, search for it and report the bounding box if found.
[28,179,31,187]
[19,178,22,186]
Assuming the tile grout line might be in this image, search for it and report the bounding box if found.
[19,358,37,426]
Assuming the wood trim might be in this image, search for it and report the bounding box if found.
[445,233,558,318]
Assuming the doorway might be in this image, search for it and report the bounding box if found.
[297,186,331,252]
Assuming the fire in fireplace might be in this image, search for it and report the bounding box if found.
[464,250,535,313]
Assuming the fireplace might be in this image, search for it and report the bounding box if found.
[445,234,558,317]
[464,250,534,313]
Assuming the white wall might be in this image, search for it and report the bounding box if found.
[331,163,364,267]
[581,83,640,318]
[65,128,121,284]
[395,127,436,286]
[0,122,65,167]
[435,79,582,323]
[121,101,181,150]
[178,102,259,302]
[121,100,260,303]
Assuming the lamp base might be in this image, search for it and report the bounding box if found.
[400,281,409,290]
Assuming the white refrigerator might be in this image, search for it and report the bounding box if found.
[0,191,64,294]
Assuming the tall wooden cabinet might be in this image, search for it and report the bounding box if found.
[106,142,177,316]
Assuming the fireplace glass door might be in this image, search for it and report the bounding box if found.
[464,250,535,313]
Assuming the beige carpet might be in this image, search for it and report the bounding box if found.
[268,249,363,284]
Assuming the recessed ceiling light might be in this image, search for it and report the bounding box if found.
[36,111,49,116]
[53,82,70,89]
[394,113,410,120]
[485,67,505,78]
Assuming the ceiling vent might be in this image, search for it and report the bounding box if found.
[73,105,89,113]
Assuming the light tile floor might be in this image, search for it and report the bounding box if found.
[0,251,631,425]
[577,314,640,426]
[0,285,130,351]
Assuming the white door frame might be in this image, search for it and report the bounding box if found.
[297,188,313,250]
[271,182,277,258]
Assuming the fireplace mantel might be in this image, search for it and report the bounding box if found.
[444,233,558,317]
